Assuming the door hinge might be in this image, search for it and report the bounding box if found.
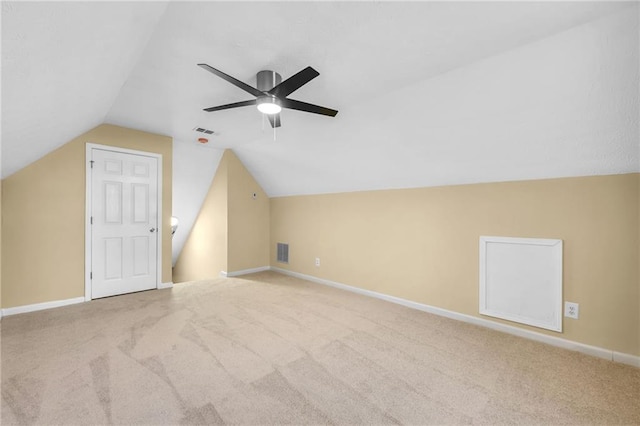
[90,216,93,225]
[90,160,94,168]
[90,272,93,279]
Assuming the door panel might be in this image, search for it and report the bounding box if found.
[91,148,158,299]
[132,183,149,222]
[132,237,150,276]
[104,182,123,223]
[104,237,123,280]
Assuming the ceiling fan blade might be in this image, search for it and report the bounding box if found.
[198,63,263,98]
[269,66,319,98]
[281,98,338,117]
[267,113,282,128]
[203,99,256,112]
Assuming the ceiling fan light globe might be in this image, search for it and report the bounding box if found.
[257,102,282,115]
[256,96,282,115]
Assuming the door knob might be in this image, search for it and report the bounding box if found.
[150,227,156,233]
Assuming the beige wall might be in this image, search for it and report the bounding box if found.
[0,182,2,311]
[271,173,640,356]
[173,152,229,282]
[173,149,269,281]
[1,124,172,308]
[227,151,270,272]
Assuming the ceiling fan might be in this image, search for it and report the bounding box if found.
[198,64,338,128]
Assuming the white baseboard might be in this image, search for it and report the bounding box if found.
[224,266,271,278]
[270,267,640,368]
[1,297,85,317]
[3,283,176,317]
[614,351,640,368]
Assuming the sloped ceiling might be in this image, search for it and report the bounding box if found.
[3,1,637,191]
[1,1,169,178]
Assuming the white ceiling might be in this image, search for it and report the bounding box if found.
[2,1,638,198]
[1,1,168,178]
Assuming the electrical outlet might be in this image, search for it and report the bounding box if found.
[315,257,320,267]
[564,302,579,319]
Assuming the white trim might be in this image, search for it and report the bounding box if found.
[85,144,92,301]
[614,352,640,368]
[1,297,85,317]
[225,266,271,277]
[158,281,174,289]
[220,271,228,277]
[270,267,640,368]
[156,154,164,292]
[85,143,163,301]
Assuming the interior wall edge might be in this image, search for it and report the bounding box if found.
[173,149,270,283]
[226,150,270,273]
[268,171,640,200]
[172,150,230,283]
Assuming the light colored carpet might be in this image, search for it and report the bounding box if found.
[1,271,639,425]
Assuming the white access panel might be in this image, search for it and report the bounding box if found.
[479,236,563,332]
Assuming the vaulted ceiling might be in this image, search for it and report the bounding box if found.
[4,1,637,190]
[3,2,638,261]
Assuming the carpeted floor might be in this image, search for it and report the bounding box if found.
[1,271,639,425]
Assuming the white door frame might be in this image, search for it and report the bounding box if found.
[85,143,163,301]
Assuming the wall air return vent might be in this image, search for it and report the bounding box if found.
[276,243,289,264]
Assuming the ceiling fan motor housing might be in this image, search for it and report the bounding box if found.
[257,70,282,92]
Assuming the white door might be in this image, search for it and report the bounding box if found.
[90,148,159,299]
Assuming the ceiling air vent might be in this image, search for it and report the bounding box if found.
[277,243,289,264]
[193,127,215,135]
